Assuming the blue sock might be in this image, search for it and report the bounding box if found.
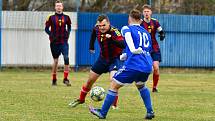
[138,86,153,113]
[100,90,117,117]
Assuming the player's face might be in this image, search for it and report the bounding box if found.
[55,3,63,14]
[143,8,152,19]
[97,19,110,33]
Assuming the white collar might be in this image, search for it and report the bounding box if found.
[130,23,140,26]
[144,18,151,23]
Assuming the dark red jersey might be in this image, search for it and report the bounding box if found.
[89,26,125,62]
[141,18,161,52]
[45,13,71,44]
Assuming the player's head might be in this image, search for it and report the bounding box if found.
[128,9,141,24]
[142,4,152,19]
[55,0,64,14]
[96,14,110,33]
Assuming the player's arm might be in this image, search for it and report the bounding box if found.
[121,26,143,54]
[112,38,125,48]
[89,27,97,53]
[45,15,52,36]
[158,30,165,41]
[67,16,72,36]
[156,20,165,41]
[111,29,125,49]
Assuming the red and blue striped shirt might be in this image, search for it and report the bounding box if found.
[45,13,71,44]
[89,26,125,62]
[141,18,161,52]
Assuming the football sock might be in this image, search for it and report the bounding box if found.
[100,90,117,117]
[138,86,153,113]
[52,73,57,80]
[79,85,90,102]
[153,73,159,88]
[64,70,69,79]
[112,95,118,107]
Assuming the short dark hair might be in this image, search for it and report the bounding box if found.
[129,9,141,20]
[55,0,63,4]
[97,14,109,22]
[142,4,152,10]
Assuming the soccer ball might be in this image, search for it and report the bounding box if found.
[90,86,106,102]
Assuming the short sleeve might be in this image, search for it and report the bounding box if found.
[121,26,130,37]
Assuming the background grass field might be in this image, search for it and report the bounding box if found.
[0,68,215,121]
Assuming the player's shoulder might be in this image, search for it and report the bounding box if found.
[151,18,160,22]
[46,13,55,21]
[110,26,121,36]
[63,13,70,17]
[110,26,120,31]
[46,13,55,18]
[121,26,129,31]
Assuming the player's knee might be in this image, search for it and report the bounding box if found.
[110,77,114,81]
[153,69,159,75]
[110,81,121,91]
[153,64,159,70]
[64,56,69,65]
[136,84,145,89]
[110,86,119,92]
[54,59,58,64]
[153,66,159,74]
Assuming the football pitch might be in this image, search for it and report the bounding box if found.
[0,69,215,121]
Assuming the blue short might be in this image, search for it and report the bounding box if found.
[151,50,162,62]
[91,56,122,75]
[113,66,150,85]
[50,43,69,59]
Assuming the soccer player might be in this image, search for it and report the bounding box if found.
[141,4,165,92]
[69,14,125,108]
[45,0,71,86]
[89,9,155,120]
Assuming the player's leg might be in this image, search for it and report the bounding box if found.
[81,70,100,100]
[152,61,159,92]
[109,58,122,109]
[62,43,71,86]
[90,79,122,119]
[151,51,161,92]
[50,43,60,86]
[79,57,109,102]
[135,72,154,119]
[69,70,100,107]
[51,58,58,85]
[109,70,119,109]
[69,57,108,107]
[90,67,133,119]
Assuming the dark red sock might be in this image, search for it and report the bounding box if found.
[64,71,69,79]
[52,73,57,80]
[153,73,159,88]
[112,95,118,107]
[79,86,90,102]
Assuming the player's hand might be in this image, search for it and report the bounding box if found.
[53,36,57,42]
[105,34,111,38]
[159,34,165,41]
[50,33,57,42]
[90,50,95,54]
[120,53,127,61]
[132,47,143,54]
[158,31,165,41]
[67,33,70,39]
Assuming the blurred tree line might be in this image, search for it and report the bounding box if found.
[2,0,215,15]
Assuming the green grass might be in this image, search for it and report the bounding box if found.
[0,69,215,121]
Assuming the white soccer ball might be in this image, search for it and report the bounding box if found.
[90,86,106,102]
